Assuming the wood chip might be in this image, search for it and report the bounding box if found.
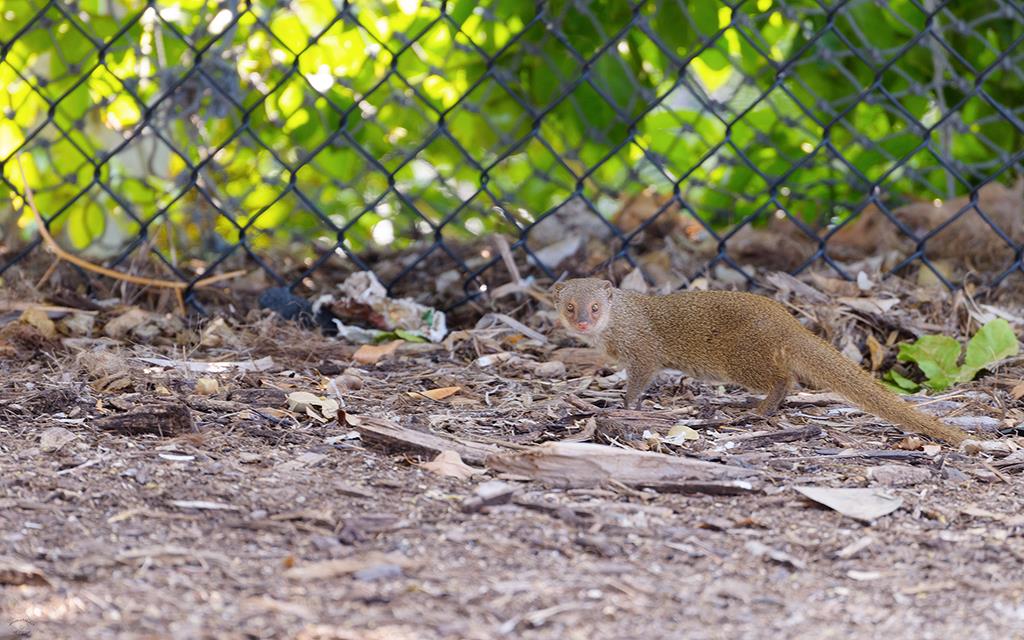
[346,413,501,466]
[834,536,875,559]
[168,500,241,511]
[486,441,759,488]
[94,404,195,436]
[718,424,822,450]
[137,355,275,373]
[284,551,416,581]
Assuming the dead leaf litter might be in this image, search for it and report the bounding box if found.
[1,269,1023,639]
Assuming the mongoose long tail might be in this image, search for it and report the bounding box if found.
[790,332,969,445]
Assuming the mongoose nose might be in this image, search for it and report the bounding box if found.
[576,321,590,330]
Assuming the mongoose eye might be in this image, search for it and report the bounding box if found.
[591,303,599,314]
[566,303,575,312]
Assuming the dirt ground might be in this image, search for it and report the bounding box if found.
[1,274,1023,640]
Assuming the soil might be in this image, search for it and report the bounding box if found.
[1,275,1023,640]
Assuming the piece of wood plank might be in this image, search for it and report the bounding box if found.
[637,480,760,495]
[345,414,501,465]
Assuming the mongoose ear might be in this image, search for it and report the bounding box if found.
[550,282,566,301]
[601,280,613,294]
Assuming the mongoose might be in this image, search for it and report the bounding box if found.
[550,278,969,445]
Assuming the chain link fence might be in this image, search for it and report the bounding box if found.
[1,0,1022,310]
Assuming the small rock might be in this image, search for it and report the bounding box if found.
[199,317,238,348]
[195,378,219,395]
[942,467,970,484]
[334,373,363,391]
[699,516,735,531]
[353,563,404,582]
[58,312,95,337]
[866,464,932,487]
[462,479,518,513]
[132,322,161,342]
[104,307,152,339]
[310,535,341,551]
[260,287,313,322]
[39,427,77,453]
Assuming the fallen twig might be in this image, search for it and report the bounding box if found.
[16,154,246,313]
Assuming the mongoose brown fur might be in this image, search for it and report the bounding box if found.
[550,278,969,445]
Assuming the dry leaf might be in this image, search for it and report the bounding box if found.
[20,307,56,339]
[287,391,339,421]
[0,556,50,586]
[619,268,648,293]
[420,450,481,480]
[407,386,460,401]
[865,334,884,371]
[287,391,321,412]
[895,436,924,451]
[317,398,340,420]
[666,424,700,442]
[1011,381,1024,401]
[794,486,903,522]
[353,340,402,365]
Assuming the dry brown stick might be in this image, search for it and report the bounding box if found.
[15,154,246,313]
[34,257,61,290]
[717,424,823,450]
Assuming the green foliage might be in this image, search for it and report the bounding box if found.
[2,0,1022,261]
[884,319,1020,393]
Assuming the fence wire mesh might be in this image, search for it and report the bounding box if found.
[1,0,1023,310]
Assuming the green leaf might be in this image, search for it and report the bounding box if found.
[883,369,920,393]
[395,329,428,343]
[447,0,476,27]
[896,334,961,392]
[959,318,1020,381]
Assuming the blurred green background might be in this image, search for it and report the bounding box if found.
[1,0,1021,274]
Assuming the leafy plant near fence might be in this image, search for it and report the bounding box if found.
[1,0,1021,269]
[885,318,1020,393]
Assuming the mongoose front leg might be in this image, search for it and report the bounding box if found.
[753,377,791,416]
[624,366,657,409]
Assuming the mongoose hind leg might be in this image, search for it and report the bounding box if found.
[753,377,792,416]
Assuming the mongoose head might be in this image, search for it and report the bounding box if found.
[550,278,614,337]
